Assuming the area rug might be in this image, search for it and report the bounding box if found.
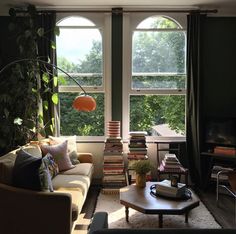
[94,192,221,229]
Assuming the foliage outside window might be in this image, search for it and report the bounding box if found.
[56,16,105,136]
[130,15,186,137]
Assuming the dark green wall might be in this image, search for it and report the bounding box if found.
[201,17,236,118]
[111,10,123,122]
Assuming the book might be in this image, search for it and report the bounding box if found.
[214,146,236,156]
[155,179,186,197]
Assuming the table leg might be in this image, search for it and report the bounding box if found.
[159,214,163,228]
[125,207,129,222]
[185,212,188,223]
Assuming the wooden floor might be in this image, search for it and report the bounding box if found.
[197,182,236,228]
[75,183,236,233]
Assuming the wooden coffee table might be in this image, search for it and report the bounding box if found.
[120,182,200,228]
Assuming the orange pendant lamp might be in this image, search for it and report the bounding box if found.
[72,94,96,112]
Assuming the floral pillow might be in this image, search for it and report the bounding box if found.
[42,153,59,179]
[40,140,75,172]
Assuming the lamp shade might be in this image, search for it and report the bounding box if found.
[72,95,96,112]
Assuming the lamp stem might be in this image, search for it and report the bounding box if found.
[0,58,87,95]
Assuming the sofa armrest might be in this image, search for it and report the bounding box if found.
[77,152,93,163]
[0,183,72,234]
[88,212,108,234]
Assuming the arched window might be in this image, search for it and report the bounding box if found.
[124,15,186,138]
[56,15,110,138]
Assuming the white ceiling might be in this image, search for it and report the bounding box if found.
[1,0,236,15]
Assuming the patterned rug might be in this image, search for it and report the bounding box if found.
[95,192,221,229]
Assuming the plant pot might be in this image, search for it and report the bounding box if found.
[136,173,146,188]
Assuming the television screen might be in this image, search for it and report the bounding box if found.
[205,118,236,147]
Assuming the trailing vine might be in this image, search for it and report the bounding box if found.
[0,4,59,154]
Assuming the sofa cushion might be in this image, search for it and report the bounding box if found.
[21,144,42,158]
[52,174,91,196]
[49,135,77,153]
[49,136,79,165]
[0,151,17,185]
[69,151,80,165]
[60,163,93,177]
[0,144,42,185]
[12,149,42,190]
[41,140,75,172]
[42,153,59,179]
[54,188,84,220]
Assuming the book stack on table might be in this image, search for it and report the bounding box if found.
[159,153,184,172]
[155,179,186,198]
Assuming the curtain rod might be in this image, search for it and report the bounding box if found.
[14,8,218,14]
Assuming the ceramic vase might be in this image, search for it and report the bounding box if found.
[136,173,146,188]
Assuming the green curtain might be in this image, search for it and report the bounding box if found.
[186,12,206,187]
[37,12,58,137]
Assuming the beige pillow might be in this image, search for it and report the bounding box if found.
[49,135,77,153]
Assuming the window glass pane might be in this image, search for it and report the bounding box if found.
[132,31,186,73]
[60,93,104,136]
[137,16,180,29]
[132,74,185,89]
[57,28,102,87]
[130,95,185,136]
[57,16,95,26]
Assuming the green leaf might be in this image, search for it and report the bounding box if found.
[42,73,49,83]
[51,41,56,50]
[43,101,48,111]
[52,93,59,105]
[53,76,58,87]
[38,114,44,124]
[54,26,60,36]
[43,87,50,93]
[58,75,66,85]
[14,117,23,125]
[50,124,54,134]
[32,88,37,93]
[37,28,44,37]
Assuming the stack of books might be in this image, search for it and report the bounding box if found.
[155,179,186,198]
[128,131,148,160]
[127,131,150,183]
[159,154,183,172]
[102,121,126,193]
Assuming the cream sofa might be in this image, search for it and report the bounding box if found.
[0,143,94,234]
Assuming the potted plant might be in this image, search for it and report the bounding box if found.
[132,160,153,188]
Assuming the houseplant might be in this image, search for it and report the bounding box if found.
[132,159,153,187]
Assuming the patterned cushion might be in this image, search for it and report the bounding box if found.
[42,153,59,179]
[41,140,75,172]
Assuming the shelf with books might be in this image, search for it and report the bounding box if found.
[102,121,126,193]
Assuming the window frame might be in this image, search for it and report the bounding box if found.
[123,13,187,142]
[56,13,112,141]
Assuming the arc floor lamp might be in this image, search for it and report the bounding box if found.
[0,58,97,112]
